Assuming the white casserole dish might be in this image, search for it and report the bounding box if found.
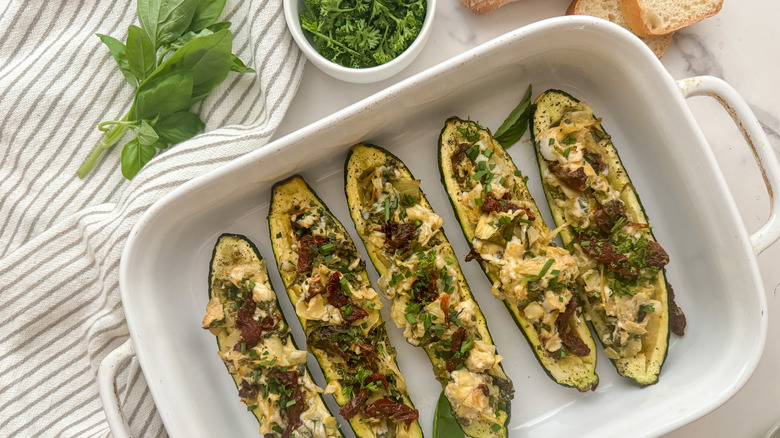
[106,17,780,438]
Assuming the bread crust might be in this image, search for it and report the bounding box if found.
[566,0,674,58]
[621,0,723,36]
[459,0,519,15]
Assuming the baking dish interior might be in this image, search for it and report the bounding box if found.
[120,18,766,438]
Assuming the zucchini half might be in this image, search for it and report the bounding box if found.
[345,144,514,438]
[268,176,423,438]
[203,233,342,438]
[438,117,599,392]
[530,90,678,386]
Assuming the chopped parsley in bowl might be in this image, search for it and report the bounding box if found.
[283,0,435,83]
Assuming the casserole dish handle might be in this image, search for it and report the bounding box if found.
[98,338,135,438]
[679,75,780,255]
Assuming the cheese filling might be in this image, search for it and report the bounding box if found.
[536,102,668,360]
[204,255,341,438]
[449,121,587,358]
[360,161,512,422]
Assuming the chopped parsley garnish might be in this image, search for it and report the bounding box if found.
[465,145,480,161]
[299,0,426,68]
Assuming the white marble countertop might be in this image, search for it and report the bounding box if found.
[272,0,780,436]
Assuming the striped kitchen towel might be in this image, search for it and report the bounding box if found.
[0,0,305,436]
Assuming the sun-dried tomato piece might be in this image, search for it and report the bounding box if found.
[296,235,327,274]
[238,379,258,400]
[578,236,638,278]
[645,240,669,269]
[364,372,390,389]
[362,398,420,426]
[445,327,468,372]
[325,272,350,308]
[339,388,368,419]
[356,341,378,366]
[272,370,305,438]
[236,297,262,348]
[555,297,590,357]
[548,161,588,191]
[593,200,627,234]
[666,279,686,336]
[583,149,606,173]
[464,247,482,262]
[378,221,419,253]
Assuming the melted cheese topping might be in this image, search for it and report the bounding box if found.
[538,103,664,358]
[450,124,581,355]
[361,163,509,424]
[205,256,341,438]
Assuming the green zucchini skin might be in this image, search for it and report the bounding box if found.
[345,144,514,438]
[205,233,343,437]
[438,117,599,392]
[530,90,673,386]
[267,176,423,438]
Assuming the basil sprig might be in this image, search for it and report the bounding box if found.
[494,84,532,149]
[432,391,464,438]
[79,0,253,180]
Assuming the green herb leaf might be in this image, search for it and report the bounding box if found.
[519,258,555,282]
[299,0,425,68]
[135,70,194,118]
[188,0,227,32]
[134,120,160,146]
[146,29,233,103]
[126,25,156,81]
[155,111,204,143]
[230,53,255,73]
[138,0,200,49]
[121,138,157,179]
[96,34,137,86]
[432,391,464,438]
[494,84,532,148]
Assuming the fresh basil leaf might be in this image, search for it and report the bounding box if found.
[135,70,194,118]
[164,21,233,55]
[432,391,464,438]
[121,137,157,179]
[155,111,204,143]
[230,54,254,73]
[135,120,160,146]
[206,21,231,32]
[138,0,200,49]
[126,25,156,81]
[494,84,533,149]
[165,27,214,53]
[188,0,227,32]
[147,29,232,103]
[96,34,137,86]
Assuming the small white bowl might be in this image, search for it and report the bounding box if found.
[283,0,436,83]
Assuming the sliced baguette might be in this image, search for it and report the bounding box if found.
[459,0,519,15]
[621,0,723,36]
[567,0,673,58]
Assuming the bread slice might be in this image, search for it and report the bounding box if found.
[459,0,519,14]
[567,0,674,58]
[621,0,723,36]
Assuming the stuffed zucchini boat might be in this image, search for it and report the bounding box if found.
[530,90,686,386]
[438,117,599,392]
[268,176,422,438]
[345,144,514,438]
[202,233,342,438]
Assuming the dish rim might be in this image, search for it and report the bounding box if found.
[118,16,770,437]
